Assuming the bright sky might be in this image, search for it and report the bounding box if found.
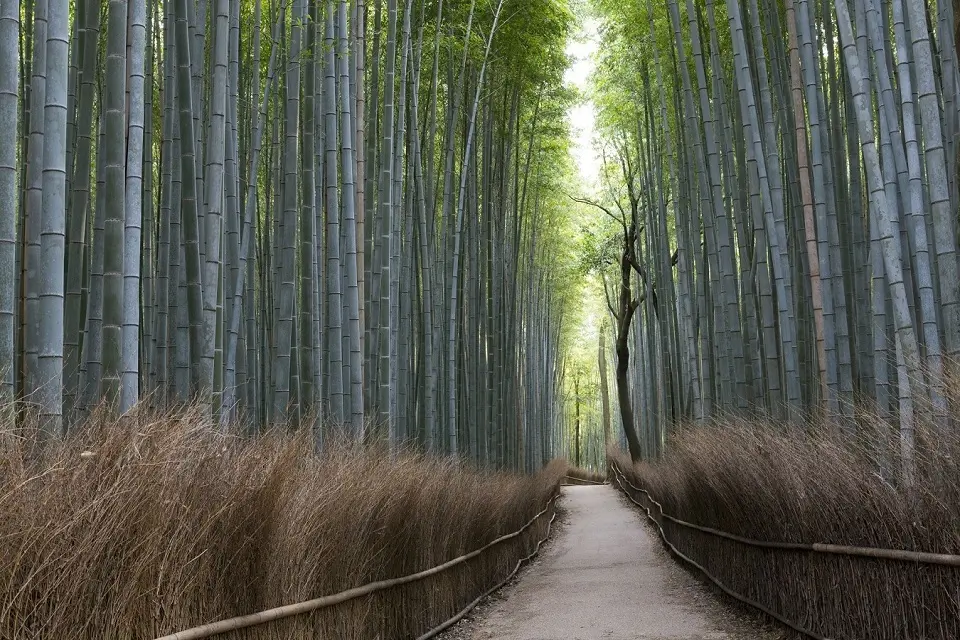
[564,16,601,193]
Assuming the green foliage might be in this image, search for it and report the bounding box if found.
[589,0,734,152]
[576,211,620,275]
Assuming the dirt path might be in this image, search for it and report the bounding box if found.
[444,485,784,640]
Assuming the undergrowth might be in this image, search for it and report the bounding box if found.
[0,405,564,639]
[564,466,607,484]
[612,406,960,640]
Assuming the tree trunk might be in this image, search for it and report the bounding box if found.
[121,0,147,413]
[573,374,581,468]
[598,325,611,449]
[616,235,643,463]
[38,0,69,433]
[0,0,18,400]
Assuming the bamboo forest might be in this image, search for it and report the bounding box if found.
[0,0,578,468]
[1,0,960,636]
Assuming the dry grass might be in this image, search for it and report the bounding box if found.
[564,466,607,484]
[0,405,564,639]
[612,407,960,640]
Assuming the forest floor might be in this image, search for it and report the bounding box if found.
[439,485,786,640]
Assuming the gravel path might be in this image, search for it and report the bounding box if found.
[441,485,785,640]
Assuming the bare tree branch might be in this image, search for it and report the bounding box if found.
[568,193,628,236]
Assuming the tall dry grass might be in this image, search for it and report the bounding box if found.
[612,405,960,639]
[0,405,564,639]
[563,466,607,485]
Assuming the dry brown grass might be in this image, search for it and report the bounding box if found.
[564,466,607,484]
[612,408,960,640]
[0,405,564,639]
